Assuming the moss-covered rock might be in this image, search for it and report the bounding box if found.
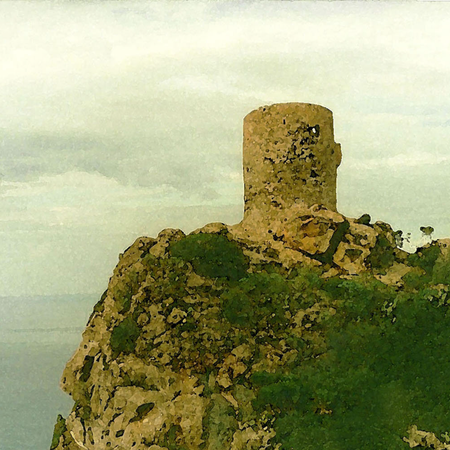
[50,221,450,450]
[48,103,450,449]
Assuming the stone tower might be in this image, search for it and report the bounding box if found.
[243,103,342,222]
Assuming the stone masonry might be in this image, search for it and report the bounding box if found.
[243,103,342,224]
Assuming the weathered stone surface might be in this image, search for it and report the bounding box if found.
[51,215,446,450]
[50,103,450,449]
[230,202,409,279]
[403,425,450,449]
[243,103,341,219]
[52,229,290,450]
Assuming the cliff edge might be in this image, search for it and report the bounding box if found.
[50,104,450,450]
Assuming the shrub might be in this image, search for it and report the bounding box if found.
[110,317,141,355]
[367,235,396,270]
[250,282,450,449]
[50,414,66,450]
[169,233,249,281]
[113,270,142,313]
[221,272,289,328]
[432,252,450,285]
[407,244,441,278]
[243,259,450,449]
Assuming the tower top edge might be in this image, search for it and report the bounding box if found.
[244,103,333,121]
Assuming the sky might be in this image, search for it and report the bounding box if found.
[1,1,450,297]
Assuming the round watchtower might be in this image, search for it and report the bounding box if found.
[243,103,342,221]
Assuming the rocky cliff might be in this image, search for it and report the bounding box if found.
[50,104,450,450]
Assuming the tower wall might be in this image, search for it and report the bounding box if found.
[243,103,342,220]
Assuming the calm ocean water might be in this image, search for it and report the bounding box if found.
[0,294,99,450]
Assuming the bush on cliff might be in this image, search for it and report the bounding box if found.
[249,252,450,450]
[53,230,450,450]
[110,316,141,356]
[169,233,249,281]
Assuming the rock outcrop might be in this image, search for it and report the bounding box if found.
[50,104,450,450]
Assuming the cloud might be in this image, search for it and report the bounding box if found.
[2,1,450,295]
[0,170,175,231]
[344,153,450,171]
[0,168,242,233]
[2,1,450,190]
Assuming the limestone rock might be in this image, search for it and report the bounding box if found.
[50,103,450,449]
[403,425,450,449]
[51,216,449,450]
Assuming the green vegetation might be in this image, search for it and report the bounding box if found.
[246,251,450,449]
[221,272,289,328]
[112,269,142,313]
[420,226,435,240]
[201,395,237,449]
[50,415,66,450]
[159,425,189,450]
[169,233,249,281]
[408,243,441,277]
[432,254,450,285]
[403,243,442,289]
[93,231,450,449]
[110,316,141,355]
[79,355,95,383]
[367,235,396,270]
[131,402,155,423]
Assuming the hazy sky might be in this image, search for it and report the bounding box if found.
[1,1,450,297]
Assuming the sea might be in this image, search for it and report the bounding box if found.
[0,294,99,450]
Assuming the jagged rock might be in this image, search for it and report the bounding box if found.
[403,425,450,449]
[51,220,450,450]
[50,103,450,449]
[54,230,287,449]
